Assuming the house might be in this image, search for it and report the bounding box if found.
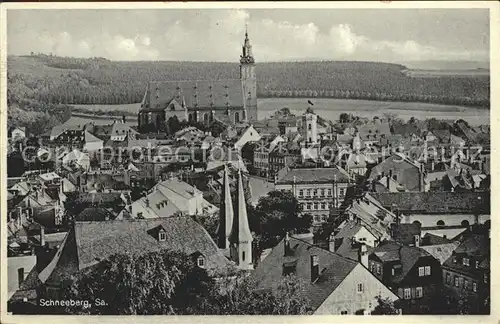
[24,216,233,301]
[9,126,27,142]
[369,191,490,239]
[83,131,104,152]
[368,154,429,192]
[329,220,380,261]
[275,167,352,225]
[356,122,391,147]
[234,124,261,150]
[251,235,400,315]
[441,232,490,314]
[368,241,442,314]
[342,193,396,241]
[61,149,90,171]
[8,255,37,299]
[268,148,301,179]
[125,178,218,219]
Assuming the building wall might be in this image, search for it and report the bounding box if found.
[402,213,490,228]
[7,255,36,299]
[240,64,257,122]
[83,140,103,152]
[314,264,399,315]
[275,182,349,225]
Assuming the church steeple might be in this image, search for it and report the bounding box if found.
[217,165,234,249]
[240,24,254,64]
[229,168,254,270]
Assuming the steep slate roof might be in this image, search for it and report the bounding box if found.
[356,122,391,141]
[371,241,432,283]
[76,208,116,222]
[40,217,231,285]
[251,236,358,310]
[276,167,351,184]
[142,80,244,111]
[420,242,460,264]
[369,191,490,214]
[442,234,490,276]
[391,223,421,246]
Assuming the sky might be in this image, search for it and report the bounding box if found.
[7,8,490,63]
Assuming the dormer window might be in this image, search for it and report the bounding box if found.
[158,229,166,241]
[197,255,205,268]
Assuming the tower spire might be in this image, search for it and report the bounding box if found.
[229,167,254,270]
[217,165,234,249]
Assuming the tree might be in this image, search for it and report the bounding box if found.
[250,190,312,250]
[371,296,401,315]
[192,273,312,315]
[62,250,213,315]
[166,116,181,135]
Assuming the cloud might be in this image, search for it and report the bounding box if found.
[7,9,488,63]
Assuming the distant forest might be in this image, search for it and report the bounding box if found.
[7,54,490,135]
[8,54,490,107]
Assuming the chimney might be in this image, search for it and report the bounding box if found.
[414,235,420,247]
[358,243,368,267]
[419,163,425,192]
[145,197,150,208]
[431,160,435,171]
[310,255,319,283]
[122,115,126,124]
[386,174,390,189]
[284,232,290,256]
[17,268,25,286]
[40,226,45,247]
[329,233,336,252]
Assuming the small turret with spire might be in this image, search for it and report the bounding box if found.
[229,167,254,270]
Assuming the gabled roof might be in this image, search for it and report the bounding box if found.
[76,207,116,222]
[84,131,103,143]
[143,80,244,111]
[71,217,231,271]
[369,191,490,214]
[251,236,358,310]
[276,166,351,184]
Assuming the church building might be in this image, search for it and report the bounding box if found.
[138,28,258,131]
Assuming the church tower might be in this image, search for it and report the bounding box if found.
[217,165,233,249]
[240,25,258,122]
[229,168,254,270]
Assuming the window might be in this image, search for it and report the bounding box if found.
[313,203,318,210]
[425,266,431,276]
[321,203,326,210]
[404,288,411,300]
[455,276,460,287]
[472,282,477,292]
[416,287,423,298]
[484,274,488,283]
[308,124,312,130]
[340,311,348,315]
[418,267,425,277]
[314,215,320,222]
[339,188,346,196]
[446,273,451,284]
[475,260,480,269]
[463,258,469,266]
[357,283,364,293]
[327,189,332,197]
[437,220,445,226]
[376,263,381,275]
[197,256,205,268]
[306,203,312,210]
[298,189,304,197]
[159,230,166,241]
[313,189,317,197]
[242,251,245,261]
[320,189,325,197]
[306,189,311,197]
[464,279,469,290]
